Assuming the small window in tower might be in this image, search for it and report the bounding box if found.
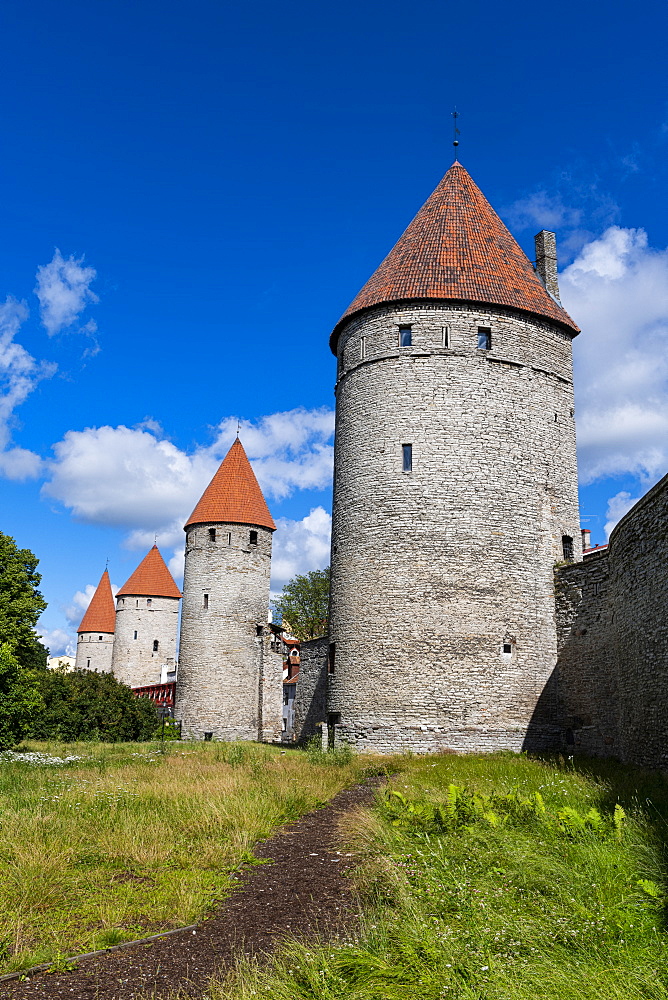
[328,642,336,675]
[554,413,558,422]
[256,624,263,636]
[442,326,450,348]
[562,535,574,561]
[227,532,232,545]
[209,528,216,541]
[402,443,413,472]
[86,658,91,669]
[203,593,209,609]
[360,336,366,360]
[136,600,139,608]
[98,635,103,641]
[147,598,152,607]
[119,598,124,607]
[249,530,258,546]
[477,327,491,350]
[502,643,512,654]
[399,325,412,347]
[133,630,138,640]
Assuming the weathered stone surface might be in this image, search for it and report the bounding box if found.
[290,635,328,744]
[75,631,114,673]
[329,301,581,753]
[555,472,668,767]
[176,522,281,740]
[111,595,179,688]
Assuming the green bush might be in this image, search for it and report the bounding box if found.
[0,643,42,750]
[28,669,158,742]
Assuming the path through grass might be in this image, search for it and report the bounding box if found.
[0,739,373,974]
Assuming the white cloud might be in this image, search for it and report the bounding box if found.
[38,626,76,657]
[604,491,641,538]
[0,296,53,480]
[503,191,582,232]
[561,227,668,486]
[35,249,98,336]
[270,506,331,591]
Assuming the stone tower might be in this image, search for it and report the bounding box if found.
[328,161,582,753]
[177,438,282,741]
[75,569,115,673]
[111,545,181,688]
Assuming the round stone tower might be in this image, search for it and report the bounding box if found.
[111,545,181,688]
[176,438,278,741]
[75,568,115,673]
[328,161,582,753]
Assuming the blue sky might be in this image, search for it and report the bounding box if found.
[1,0,667,654]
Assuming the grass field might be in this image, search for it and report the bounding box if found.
[207,752,668,1000]
[0,738,371,974]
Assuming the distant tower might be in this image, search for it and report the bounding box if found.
[328,161,582,753]
[111,545,181,688]
[177,438,281,741]
[75,569,115,673]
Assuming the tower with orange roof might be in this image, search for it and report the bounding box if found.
[327,161,582,753]
[74,568,116,673]
[176,438,282,741]
[111,544,181,688]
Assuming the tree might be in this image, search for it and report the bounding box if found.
[28,669,159,742]
[0,532,48,670]
[0,643,43,750]
[273,567,330,640]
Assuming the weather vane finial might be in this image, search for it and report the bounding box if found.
[105,555,109,569]
[236,419,240,439]
[452,108,460,152]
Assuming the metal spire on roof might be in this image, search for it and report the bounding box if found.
[236,419,240,439]
[452,108,460,152]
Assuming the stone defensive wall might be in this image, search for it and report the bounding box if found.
[553,471,668,767]
[292,635,328,744]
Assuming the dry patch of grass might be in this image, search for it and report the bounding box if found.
[0,739,373,973]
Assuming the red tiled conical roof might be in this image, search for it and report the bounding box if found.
[77,569,116,634]
[185,438,276,531]
[116,545,182,599]
[331,161,579,349]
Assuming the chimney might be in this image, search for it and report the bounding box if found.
[534,230,560,301]
[581,528,591,551]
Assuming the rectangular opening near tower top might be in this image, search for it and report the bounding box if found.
[477,327,491,350]
[402,444,413,472]
[399,325,412,347]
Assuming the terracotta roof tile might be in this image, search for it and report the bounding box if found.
[77,569,116,634]
[185,438,276,531]
[331,161,579,350]
[116,545,182,599]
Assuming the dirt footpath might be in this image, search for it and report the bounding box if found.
[0,778,380,1000]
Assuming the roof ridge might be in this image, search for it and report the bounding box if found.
[185,438,276,531]
[330,162,579,350]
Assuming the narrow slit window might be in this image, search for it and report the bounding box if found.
[147,598,152,607]
[136,600,139,608]
[227,532,232,545]
[442,326,449,348]
[399,325,412,347]
[477,327,491,350]
[208,527,216,541]
[256,624,263,636]
[86,658,91,669]
[133,631,138,640]
[360,336,366,360]
[328,642,336,675]
[249,530,258,546]
[203,593,209,609]
[562,535,574,561]
[402,443,413,472]
[153,639,159,652]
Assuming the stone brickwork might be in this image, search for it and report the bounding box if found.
[259,629,284,742]
[177,522,275,740]
[111,595,180,688]
[555,472,668,768]
[290,635,328,744]
[75,632,114,673]
[329,301,581,753]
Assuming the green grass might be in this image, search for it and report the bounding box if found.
[205,752,668,1000]
[0,738,374,974]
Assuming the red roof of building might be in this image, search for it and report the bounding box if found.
[331,161,579,350]
[116,545,182,599]
[185,438,276,531]
[77,569,116,634]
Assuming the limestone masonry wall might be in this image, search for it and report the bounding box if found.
[555,472,668,767]
[111,595,179,688]
[329,301,581,753]
[292,635,328,744]
[177,521,274,740]
[75,632,114,674]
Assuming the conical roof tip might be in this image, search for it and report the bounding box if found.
[77,569,116,634]
[185,438,276,531]
[116,545,182,599]
[331,161,579,350]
